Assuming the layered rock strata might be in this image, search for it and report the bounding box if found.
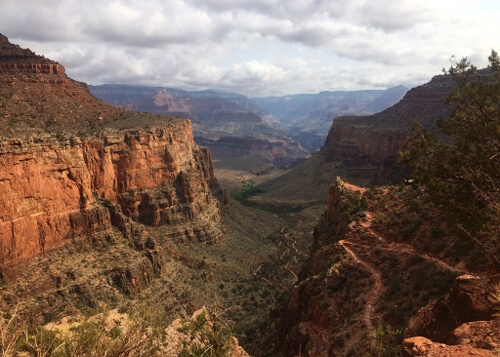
[0,34,223,265]
[0,122,222,264]
[402,274,500,356]
[0,34,65,75]
[323,74,455,184]
[196,136,308,169]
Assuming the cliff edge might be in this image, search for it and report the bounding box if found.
[0,34,223,266]
[323,74,455,184]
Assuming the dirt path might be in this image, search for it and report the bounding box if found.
[335,181,468,349]
[337,178,367,194]
[338,239,383,348]
[361,212,466,274]
[283,232,306,257]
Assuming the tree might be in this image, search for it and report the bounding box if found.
[400,50,500,264]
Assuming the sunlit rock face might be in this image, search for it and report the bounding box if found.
[0,34,223,265]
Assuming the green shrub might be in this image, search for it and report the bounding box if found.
[231,181,264,205]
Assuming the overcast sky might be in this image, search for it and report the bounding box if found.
[1,0,499,96]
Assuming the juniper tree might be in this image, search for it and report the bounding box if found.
[400,50,500,264]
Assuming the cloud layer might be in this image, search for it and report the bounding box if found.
[1,0,498,96]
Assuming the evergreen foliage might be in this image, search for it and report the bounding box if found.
[400,50,500,263]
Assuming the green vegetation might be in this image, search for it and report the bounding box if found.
[178,305,235,357]
[340,188,368,217]
[0,310,157,357]
[231,180,265,205]
[374,325,402,357]
[401,50,500,264]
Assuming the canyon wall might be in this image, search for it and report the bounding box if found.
[324,122,407,183]
[0,34,223,265]
[88,84,311,167]
[323,74,455,184]
[197,136,308,169]
[0,122,222,265]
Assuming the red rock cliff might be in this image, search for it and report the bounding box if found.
[0,121,222,265]
[0,34,65,76]
[323,74,455,184]
[0,35,222,265]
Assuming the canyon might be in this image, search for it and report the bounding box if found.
[254,72,457,210]
[323,74,455,184]
[89,83,406,173]
[0,34,498,357]
[0,122,222,265]
[0,34,223,267]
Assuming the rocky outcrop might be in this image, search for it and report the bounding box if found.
[0,122,222,265]
[402,275,500,356]
[323,74,455,184]
[406,275,497,342]
[197,136,308,169]
[401,336,495,357]
[449,320,500,351]
[0,34,65,76]
[164,308,252,357]
[0,35,223,266]
[280,181,371,357]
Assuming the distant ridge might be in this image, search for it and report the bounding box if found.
[0,33,122,135]
[255,73,455,204]
[0,33,64,75]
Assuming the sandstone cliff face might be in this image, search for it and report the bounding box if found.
[325,121,407,183]
[323,74,455,184]
[197,136,308,169]
[0,138,110,263]
[0,35,223,266]
[0,34,65,76]
[0,122,222,265]
[402,275,500,357]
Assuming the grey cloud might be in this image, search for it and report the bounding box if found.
[0,0,497,97]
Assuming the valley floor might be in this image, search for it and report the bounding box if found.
[1,166,498,357]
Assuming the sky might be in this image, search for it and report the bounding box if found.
[1,0,499,97]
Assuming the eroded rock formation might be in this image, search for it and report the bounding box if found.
[0,34,65,76]
[88,84,310,167]
[0,123,222,264]
[403,275,500,355]
[0,34,223,266]
[280,181,371,357]
[197,136,308,169]
[323,74,455,184]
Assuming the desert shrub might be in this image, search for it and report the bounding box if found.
[401,216,421,239]
[408,198,423,213]
[231,181,264,205]
[179,305,235,357]
[400,51,500,263]
[374,212,386,227]
[374,325,402,357]
[339,190,366,217]
[429,227,445,239]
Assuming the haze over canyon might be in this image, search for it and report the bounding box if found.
[0,23,499,357]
